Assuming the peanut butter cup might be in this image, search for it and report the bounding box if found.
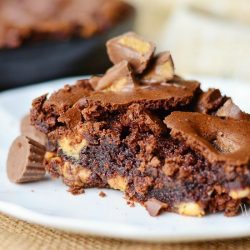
[7,136,46,183]
[21,115,47,145]
[141,52,175,84]
[94,60,137,91]
[106,32,155,74]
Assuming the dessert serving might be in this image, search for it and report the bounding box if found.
[7,32,250,217]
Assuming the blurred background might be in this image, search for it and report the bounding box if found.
[127,0,250,82]
[0,0,250,90]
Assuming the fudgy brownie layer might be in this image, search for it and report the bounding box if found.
[43,106,250,216]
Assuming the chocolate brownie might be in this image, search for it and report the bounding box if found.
[0,0,133,48]
[29,32,250,217]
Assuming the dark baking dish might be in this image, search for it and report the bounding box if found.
[0,12,134,90]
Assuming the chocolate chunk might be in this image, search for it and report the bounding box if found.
[99,191,106,197]
[141,52,175,84]
[145,198,168,216]
[216,98,250,120]
[95,60,137,91]
[106,32,155,74]
[21,115,47,145]
[7,136,46,183]
[196,88,225,114]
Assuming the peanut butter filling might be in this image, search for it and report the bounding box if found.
[229,188,250,199]
[176,202,205,217]
[58,137,88,160]
[118,36,151,54]
[108,175,127,191]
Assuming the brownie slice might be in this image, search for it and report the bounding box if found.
[30,32,250,217]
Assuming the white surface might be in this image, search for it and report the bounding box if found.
[0,76,250,242]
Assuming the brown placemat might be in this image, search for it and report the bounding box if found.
[0,213,249,250]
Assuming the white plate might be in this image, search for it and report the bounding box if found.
[0,76,250,243]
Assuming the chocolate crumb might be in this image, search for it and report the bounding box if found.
[99,191,107,197]
[127,201,135,207]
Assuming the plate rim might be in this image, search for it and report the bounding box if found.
[0,199,250,243]
[0,75,250,243]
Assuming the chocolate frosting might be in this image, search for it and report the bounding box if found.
[164,112,250,165]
